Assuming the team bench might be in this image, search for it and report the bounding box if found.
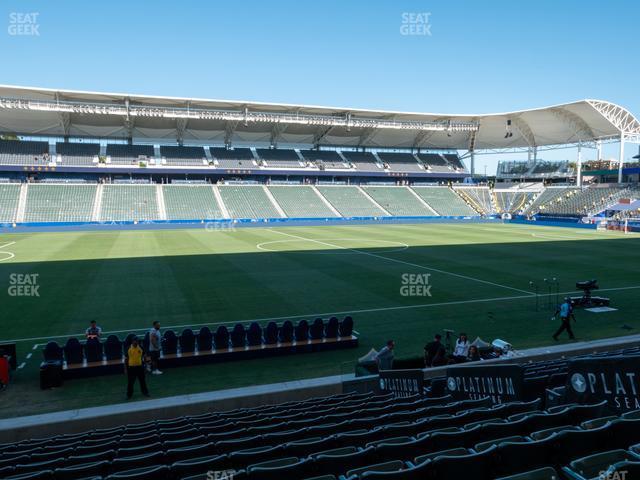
[41,317,358,381]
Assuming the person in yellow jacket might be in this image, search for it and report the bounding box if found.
[125,337,149,399]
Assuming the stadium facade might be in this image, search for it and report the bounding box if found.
[0,85,639,227]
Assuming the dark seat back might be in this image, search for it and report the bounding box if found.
[214,326,229,350]
[247,322,263,346]
[279,321,294,343]
[43,341,63,361]
[180,329,196,354]
[64,338,84,364]
[295,320,309,342]
[231,324,247,348]
[197,327,212,351]
[340,316,354,337]
[84,338,103,363]
[310,318,324,340]
[123,333,136,351]
[264,322,278,345]
[104,335,123,361]
[162,330,178,355]
[325,316,339,338]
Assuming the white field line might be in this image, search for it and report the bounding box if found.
[5,284,640,345]
[17,362,25,369]
[26,353,32,360]
[270,229,534,296]
[0,241,16,262]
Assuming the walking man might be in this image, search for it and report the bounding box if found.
[553,297,576,340]
[125,337,149,399]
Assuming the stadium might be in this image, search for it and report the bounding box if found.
[2,3,640,480]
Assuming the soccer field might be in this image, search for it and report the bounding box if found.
[1,222,639,418]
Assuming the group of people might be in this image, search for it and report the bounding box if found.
[373,334,482,372]
[84,319,164,399]
[374,298,579,372]
[423,333,482,367]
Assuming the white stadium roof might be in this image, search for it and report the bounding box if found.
[0,84,639,151]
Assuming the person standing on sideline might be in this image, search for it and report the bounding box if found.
[125,337,149,399]
[149,321,163,375]
[375,340,395,371]
[424,334,446,367]
[553,298,576,340]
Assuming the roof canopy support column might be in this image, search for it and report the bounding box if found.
[619,134,625,184]
[577,143,583,188]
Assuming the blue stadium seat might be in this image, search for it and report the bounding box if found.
[295,320,309,342]
[106,465,170,480]
[214,326,229,350]
[494,467,559,479]
[264,322,278,345]
[123,333,136,351]
[431,445,497,480]
[246,457,311,479]
[310,318,324,340]
[247,323,263,346]
[494,437,556,476]
[110,451,166,473]
[63,338,83,365]
[162,331,178,355]
[552,425,611,465]
[5,470,55,480]
[228,445,284,469]
[164,443,215,464]
[231,324,247,348]
[54,460,110,480]
[340,316,353,337]
[104,335,123,361]
[169,454,228,479]
[325,317,339,338]
[142,332,150,353]
[360,459,434,479]
[197,327,212,351]
[279,321,294,343]
[179,329,196,354]
[84,338,103,363]
[43,342,63,362]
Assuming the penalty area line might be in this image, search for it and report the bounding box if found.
[269,229,534,296]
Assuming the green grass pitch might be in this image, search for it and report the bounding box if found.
[1,222,639,418]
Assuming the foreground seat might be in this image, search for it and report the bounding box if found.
[196,327,212,352]
[565,449,638,480]
[495,467,560,480]
[179,329,196,354]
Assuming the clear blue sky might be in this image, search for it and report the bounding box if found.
[2,0,639,173]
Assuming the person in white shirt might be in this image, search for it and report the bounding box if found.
[148,321,163,375]
[451,333,470,363]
